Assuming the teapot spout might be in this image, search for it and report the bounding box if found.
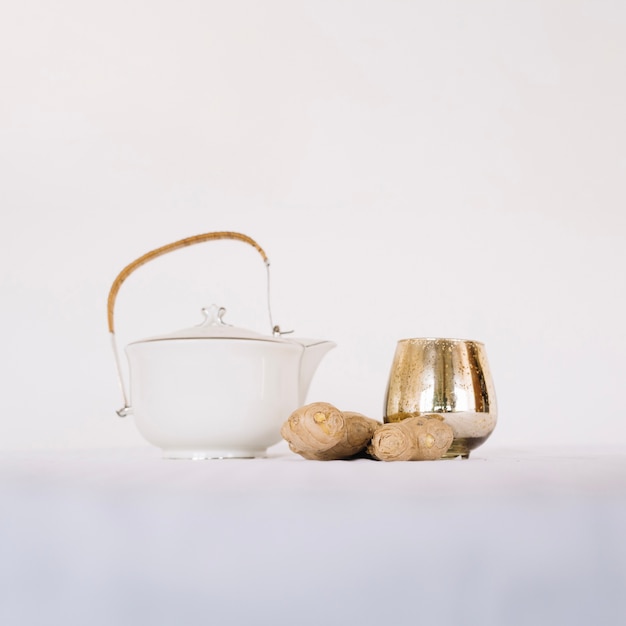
[298,340,336,404]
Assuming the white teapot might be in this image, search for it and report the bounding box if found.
[107,232,335,459]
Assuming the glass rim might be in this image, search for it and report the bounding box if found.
[397,337,485,346]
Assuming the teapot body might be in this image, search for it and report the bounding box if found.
[127,338,304,459]
[108,231,335,458]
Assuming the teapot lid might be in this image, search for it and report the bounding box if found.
[130,305,307,345]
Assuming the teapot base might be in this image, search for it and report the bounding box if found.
[163,448,267,460]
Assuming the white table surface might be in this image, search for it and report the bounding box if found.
[1,444,625,626]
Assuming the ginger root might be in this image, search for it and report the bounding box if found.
[368,415,454,461]
[281,402,380,460]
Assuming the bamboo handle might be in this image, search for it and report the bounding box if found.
[107,231,273,417]
[107,231,269,333]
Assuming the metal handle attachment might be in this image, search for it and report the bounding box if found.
[107,231,280,417]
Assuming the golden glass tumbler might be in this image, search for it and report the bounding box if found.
[384,338,497,459]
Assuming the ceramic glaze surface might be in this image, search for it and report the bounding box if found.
[127,338,308,459]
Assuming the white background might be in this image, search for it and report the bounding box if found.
[1,0,625,452]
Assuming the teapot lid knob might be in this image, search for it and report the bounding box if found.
[200,304,229,327]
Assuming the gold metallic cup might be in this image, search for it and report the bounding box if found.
[384,338,497,459]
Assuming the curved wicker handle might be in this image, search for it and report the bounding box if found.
[107,231,272,416]
[107,231,269,333]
